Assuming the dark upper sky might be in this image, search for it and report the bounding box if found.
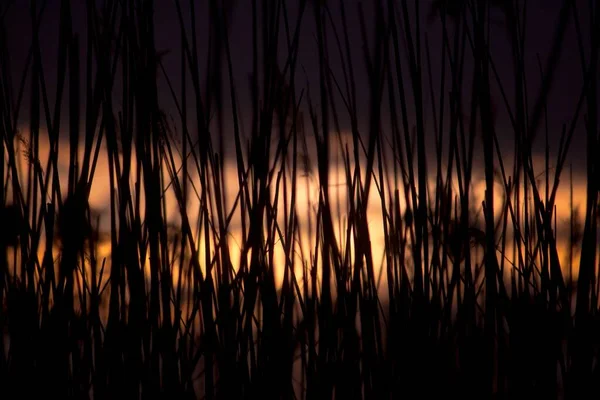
[2,0,595,178]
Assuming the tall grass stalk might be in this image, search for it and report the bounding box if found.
[0,0,598,398]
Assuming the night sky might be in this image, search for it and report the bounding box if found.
[2,0,594,179]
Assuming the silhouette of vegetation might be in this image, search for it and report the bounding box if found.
[0,0,598,398]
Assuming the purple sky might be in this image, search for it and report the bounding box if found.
[2,0,595,177]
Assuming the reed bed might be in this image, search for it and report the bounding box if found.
[0,0,599,398]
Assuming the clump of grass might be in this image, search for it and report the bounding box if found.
[0,0,598,398]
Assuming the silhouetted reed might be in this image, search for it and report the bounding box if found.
[0,0,598,399]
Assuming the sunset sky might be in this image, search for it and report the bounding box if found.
[2,0,596,291]
[3,0,591,162]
